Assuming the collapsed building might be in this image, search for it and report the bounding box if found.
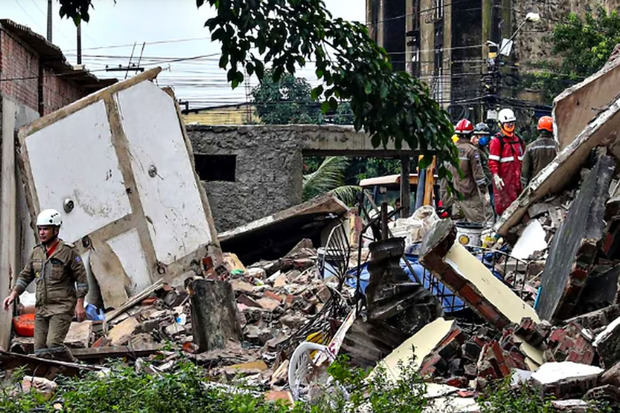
[1,43,620,413]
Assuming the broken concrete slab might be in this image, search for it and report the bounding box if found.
[219,193,348,264]
[536,154,616,321]
[420,219,539,330]
[593,315,620,368]
[511,220,548,260]
[107,316,139,346]
[531,361,603,399]
[496,94,620,237]
[64,321,92,348]
[553,55,620,150]
[377,317,456,380]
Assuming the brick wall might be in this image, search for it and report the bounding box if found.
[0,31,38,110]
[42,68,84,115]
[1,29,90,115]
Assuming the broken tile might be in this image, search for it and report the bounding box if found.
[21,376,57,400]
[511,220,548,260]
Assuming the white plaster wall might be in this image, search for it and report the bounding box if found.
[25,100,132,243]
[106,228,152,294]
[114,81,212,264]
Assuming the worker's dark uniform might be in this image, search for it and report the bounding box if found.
[521,131,558,187]
[14,240,88,356]
[448,138,492,223]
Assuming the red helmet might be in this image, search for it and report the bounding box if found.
[537,116,553,132]
[454,119,474,135]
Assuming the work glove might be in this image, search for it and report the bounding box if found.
[493,174,504,191]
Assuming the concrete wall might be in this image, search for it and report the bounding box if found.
[0,95,39,350]
[187,125,305,232]
[187,124,419,232]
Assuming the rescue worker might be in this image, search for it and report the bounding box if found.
[521,115,558,187]
[3,209,88,360]
[472,122,495,216]
[488,108,525,216]
[471,122,492,187]
[447,119,491,223]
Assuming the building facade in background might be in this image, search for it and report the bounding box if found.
[366,0,620,122]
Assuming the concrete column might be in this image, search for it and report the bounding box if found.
[405,0,415,75]
[501,0,512,39]
[419,0,435,86]
[481,0,493,60]
[442,1,452,108]
[377,0,386,47]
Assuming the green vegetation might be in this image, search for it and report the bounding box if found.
[251,70,323,124]
[521,7,620,105]
[3,355,602,413]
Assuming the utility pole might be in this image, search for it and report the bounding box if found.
[47,0,52,42]
[76,22,82,64]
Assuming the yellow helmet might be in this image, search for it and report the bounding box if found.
[452,134,459,144]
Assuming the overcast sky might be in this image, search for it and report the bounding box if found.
[2,0,366,108]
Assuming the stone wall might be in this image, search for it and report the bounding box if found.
[187,125,305,232]
[186,124,412,232]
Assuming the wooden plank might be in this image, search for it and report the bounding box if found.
[104,278,164,328]
[71,344,163,360]
[0,349,105,375]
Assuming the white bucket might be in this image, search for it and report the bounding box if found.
[455,221,483,247]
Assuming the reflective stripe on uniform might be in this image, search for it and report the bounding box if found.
[529,145,557,150]
[489,155,500,161]
[458,157,469,161]
[499,156,514,163]
[517,156,523,161]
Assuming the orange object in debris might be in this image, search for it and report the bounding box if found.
[13,313,35,337]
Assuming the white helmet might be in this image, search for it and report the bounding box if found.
[498,108,516,123]
[36,209,62,227]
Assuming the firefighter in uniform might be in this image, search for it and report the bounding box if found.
[448,119,491,223]
[521,115,558,187]
[3,209,88,359]
[488,108,525,216]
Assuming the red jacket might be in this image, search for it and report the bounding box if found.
[488,133,525,215]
